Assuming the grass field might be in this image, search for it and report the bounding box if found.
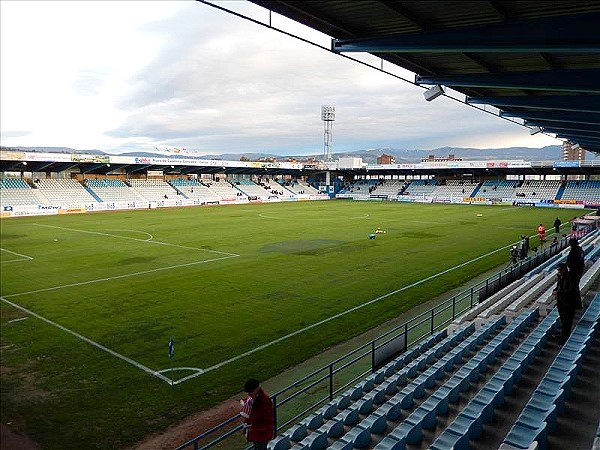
[0,200,577,449]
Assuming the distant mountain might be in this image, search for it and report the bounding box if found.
[1,146,106,155]
[332,145,563,164]
[2,145,567,163]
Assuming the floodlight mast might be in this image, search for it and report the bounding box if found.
[321,105,335,161]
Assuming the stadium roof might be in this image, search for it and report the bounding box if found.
[247,0,600,155]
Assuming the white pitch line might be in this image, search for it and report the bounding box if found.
[3,254,239,299]
[7,317,29,323]
[0,248,34,263]
[0,296,173,384]
[182,240,520,379]
[33,223,239,257]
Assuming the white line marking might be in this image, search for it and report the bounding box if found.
[0,296,173,384]
[3,255,239,299]
[183,240,520,379]
[104,229,154,241]
[33,224,239,257]
[7,317,28,323]
[0,248,34,263]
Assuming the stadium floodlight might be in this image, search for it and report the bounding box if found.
[423,85,444,102]
[321,105,335,161]
[530,126,542,135]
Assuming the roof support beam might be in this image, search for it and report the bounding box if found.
[501,110,600,125]
[467,95,600,113]
[525,122,600,134]
[332,13,600,53]
[416,69,600,93]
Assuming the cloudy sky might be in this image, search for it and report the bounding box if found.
[1,0,561,156]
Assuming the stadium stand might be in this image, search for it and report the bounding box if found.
[430,180,479,198]
[511,180,561,201]
[33,178,97,204]
[231,179,272,200]
[280,179,322,196]
[169,178,221,203]
[84,178,147,202]
[560,180,600,202]
[400,179,438,197]
[128,179,179,201]
[0,178,49,206]
[202,179,243,201]
[476,180,519,198]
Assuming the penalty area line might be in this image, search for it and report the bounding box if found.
[3,254,239,299]
[33,223,239,257]
[0,296,173,385]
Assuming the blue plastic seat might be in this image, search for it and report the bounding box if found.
[317,420,344,439]
[340,425,371,449]
[389,420,421,445]
[269,435,291,450]
[504,422,547,450]
[372,436,406,450]
[284,424,307,442]
[299,432,327,450]
[361,413,388,434]
[376,401,403,421]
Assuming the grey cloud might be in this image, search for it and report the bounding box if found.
[1,130,33,138]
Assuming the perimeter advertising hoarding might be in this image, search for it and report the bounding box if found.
[553,161,580,168]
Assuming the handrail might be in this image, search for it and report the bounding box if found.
[175,236,569,450]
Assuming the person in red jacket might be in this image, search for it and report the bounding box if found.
[537,223,546,244]
[242,379,274,449]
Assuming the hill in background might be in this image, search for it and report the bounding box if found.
[2,145,575,164]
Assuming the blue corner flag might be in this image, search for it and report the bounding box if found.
[168,336,174,359]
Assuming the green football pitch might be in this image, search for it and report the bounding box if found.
[0,201,576,448]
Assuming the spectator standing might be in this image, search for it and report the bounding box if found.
[242,379,274,450]
[553,263,577,344]
[566,237,585,308]
[553,217,562,234]
[537,223,546,244]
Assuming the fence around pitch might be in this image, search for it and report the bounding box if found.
[175,237,569,450]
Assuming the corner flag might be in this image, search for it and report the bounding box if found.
[168,336,174,360]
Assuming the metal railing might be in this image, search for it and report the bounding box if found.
[175,238,568,450]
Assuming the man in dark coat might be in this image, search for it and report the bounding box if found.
[243,379,274,450]
[553,217,561,234]
[554,263,577,344]
[566,237,585,308]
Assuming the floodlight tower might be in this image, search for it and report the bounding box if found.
[321,105,335,161]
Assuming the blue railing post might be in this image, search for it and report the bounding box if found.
[272,396,278,437]
[430,309,434,334]
[470,287,474,308]
[329,365,334,400]
[452,296,456,320]
[371,341,376,372]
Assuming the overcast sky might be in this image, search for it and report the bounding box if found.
[1,1,561,156]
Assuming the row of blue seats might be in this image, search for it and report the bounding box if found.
[504,293,600,449]
[431,308,558,449]
[379,309,537,449]
[273,330,460,449]
[269,330,451,449]
[271,316,508,450]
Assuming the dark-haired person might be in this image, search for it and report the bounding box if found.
[553,263,577,345]
[242,379,274,450]
[553,217,561,234]
[566,237,585,309]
